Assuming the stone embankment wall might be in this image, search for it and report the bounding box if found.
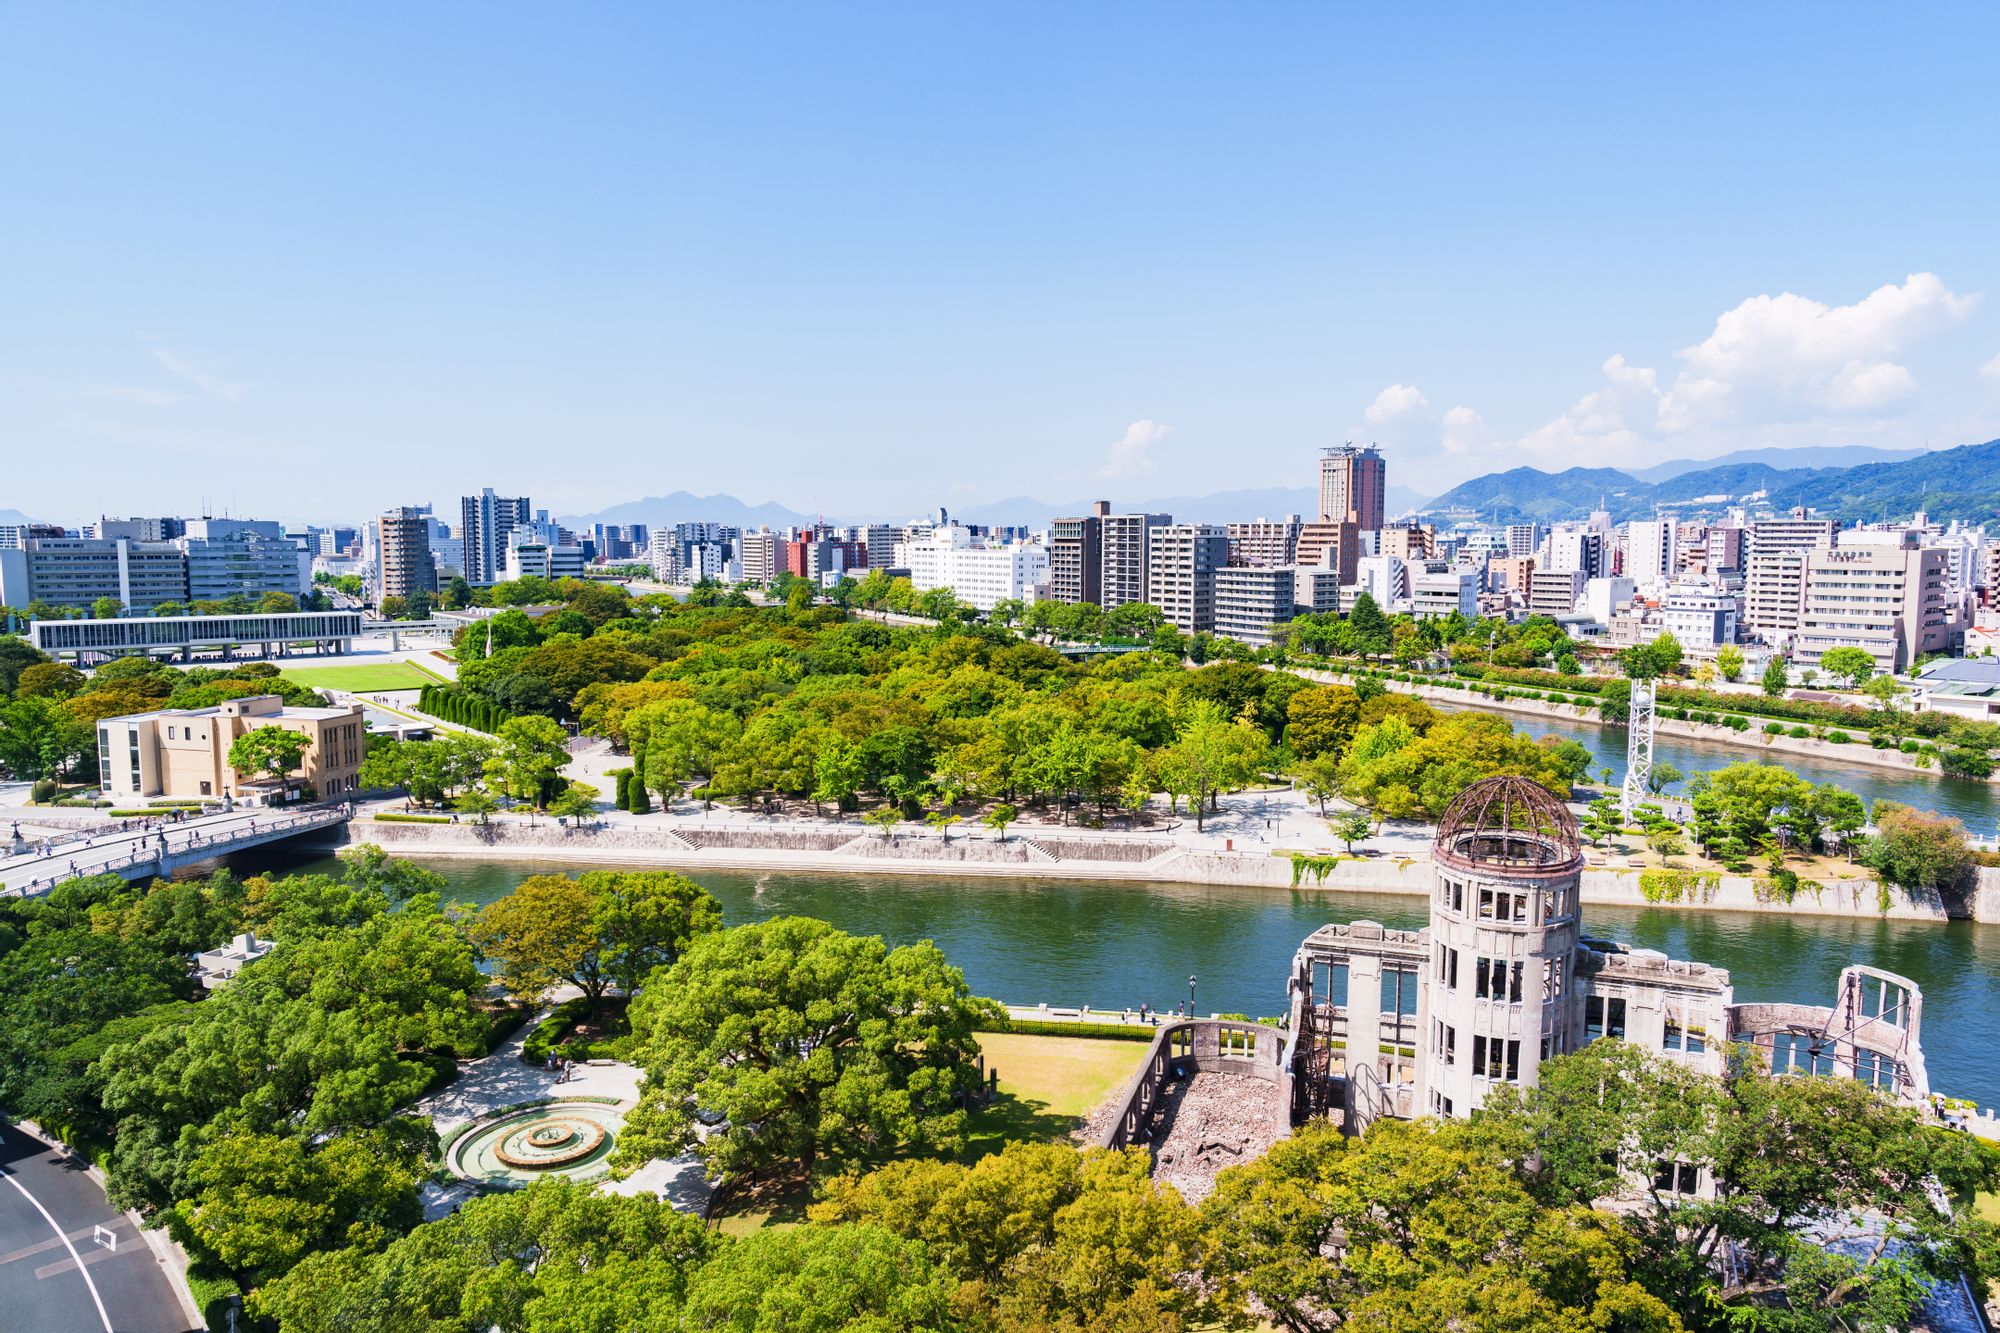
[318,819,1992,923]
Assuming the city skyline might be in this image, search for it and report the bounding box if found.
[6,6,2000,520]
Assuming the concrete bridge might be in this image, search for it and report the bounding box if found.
[1,806,350,896]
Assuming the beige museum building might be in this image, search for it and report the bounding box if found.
[97,694,366,804]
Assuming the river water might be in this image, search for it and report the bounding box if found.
[1433,699,2000,833]
[258,849,2000,1108]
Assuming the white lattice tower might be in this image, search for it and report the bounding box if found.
[1621,677,1656,821]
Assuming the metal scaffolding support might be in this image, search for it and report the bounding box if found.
[1621,677,1656,821]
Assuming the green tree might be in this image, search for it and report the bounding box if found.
[619,917,999,1180]
[91,595,124,619]
[15,661,85,698]
[1284,684,1363,761]
[677,1224,957,1333]
[1580,796,1623,847]
[470,870,720,1017]
[548,779,599,826]
[1715,644,1744,681]
[1761,653,1789,696]
[1330,810,1370,854]
[1819,645,1876,687]
[185,1125,427,1284]
[980,802,1017,840]
[484,714,570,808]
[228,725,313,786]
[1860,800,1972,895]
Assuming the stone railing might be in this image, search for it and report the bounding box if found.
[1098,1018,1292,1151]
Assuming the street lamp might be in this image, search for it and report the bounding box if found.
[1187,974,1198,1018]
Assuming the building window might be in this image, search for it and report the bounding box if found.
[1585,995,1626,1041]
[1471,1036,1521,1082]
[1662,1002,1708,1058]
[1436,1021,1456,1066]
[1474,957,1524,1003]
[1771,1031,1834,1077]
[1853,1049,1901,1093]
[1652,1159,1700,1195]
[1542,956,1566,1001]
[1437,946,1458,989]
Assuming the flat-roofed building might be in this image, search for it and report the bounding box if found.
[1294,520,1360,584]
[378,507,438,604]
[97,693,367,803]
[1214,566,1296,646]
[1529,568,1586,618]
[1793,541,1955,674]
[30,610,362,663]
[1099,512,1170,609]
[1048,503,1106,604]
[1410,569,1478,620]
[0,537,189,612]
[1146,524,1228,633]
[1226,516,1301,568]
[1318,444,1386,531]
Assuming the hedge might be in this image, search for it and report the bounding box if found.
[418,682,511,733]
[979,1017,1159,1041]
[373,812,452,824]
[185,1269,241,1331]
[523,998,592,1064]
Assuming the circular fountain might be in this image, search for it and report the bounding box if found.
[444,1100,625,1185]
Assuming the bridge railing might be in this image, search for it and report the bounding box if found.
[3,807,350,897]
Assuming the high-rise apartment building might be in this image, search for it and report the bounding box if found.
[1794,541,1955,674]
[1214,566,1296,646]
[460,489,532,584]
[1528,569,1586,618]
[1318,444,1386,531]
[1225,516,1301,568]
[1294,521,1360,584]
[1099,512,1170,609]
[1625,518,1678,590]
[378,507,439,604]
[1048,502,1106,605]
[1146,524,1228,633]
[1742,517,1837,634]
[1505,523,1541,558]
[1379,524,1435,563]
[1545,528,1605,580]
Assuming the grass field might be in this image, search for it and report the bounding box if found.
[279,661,445,692]
[711,1031,1149,1236]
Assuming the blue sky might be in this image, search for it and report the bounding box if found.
[4,3,1999,524]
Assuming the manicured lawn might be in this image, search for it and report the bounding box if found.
[708,1032,1150,1235]
[279,661,444,691]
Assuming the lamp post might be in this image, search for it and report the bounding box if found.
[1187,974,1198,1019]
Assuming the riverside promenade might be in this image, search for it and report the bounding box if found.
[316,787,1993,924]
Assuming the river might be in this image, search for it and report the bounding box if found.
[255,849,2000,1109]
[1432,699,2000,833]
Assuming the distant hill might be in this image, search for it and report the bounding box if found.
[0,509,34,527]
[1626,444,1932,484]
[1423,467,1645,523]
[1418,438,2000,525]
[558,492,816,530]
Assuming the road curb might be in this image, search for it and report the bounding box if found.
[12,1119,207,1331]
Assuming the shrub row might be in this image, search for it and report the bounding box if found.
[373,812,453,824]
[980,1017,1160,1042]
[418,682,511,733]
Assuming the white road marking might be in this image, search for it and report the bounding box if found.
[1,1168,113,1333]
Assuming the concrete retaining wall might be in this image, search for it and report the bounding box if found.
[322,820,1981,923]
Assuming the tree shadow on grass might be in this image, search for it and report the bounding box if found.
[960,1091,1079,1161]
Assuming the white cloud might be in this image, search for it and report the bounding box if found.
[1505,273,1979,468]
[1657,272,1976,429]
[151,348,244,402]
[1439,405,1488,456]
[1099,419,1170,478]
[1982,352,2000,382]
[1364,383,1429,424]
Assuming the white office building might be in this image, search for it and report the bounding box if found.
[893,525,1048,611]
[1661,582,1740,650]
[1410,569,1478,620]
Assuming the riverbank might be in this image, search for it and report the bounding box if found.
[309,815,1996,924]
[1286,664,1971,781]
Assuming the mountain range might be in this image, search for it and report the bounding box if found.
[1422,439,2000,525]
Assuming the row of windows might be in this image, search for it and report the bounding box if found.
[1435,877,1570,925]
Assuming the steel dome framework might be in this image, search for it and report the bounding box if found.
[1432,775,1583,875]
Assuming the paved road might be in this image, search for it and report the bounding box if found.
[0,1123,195,1333]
